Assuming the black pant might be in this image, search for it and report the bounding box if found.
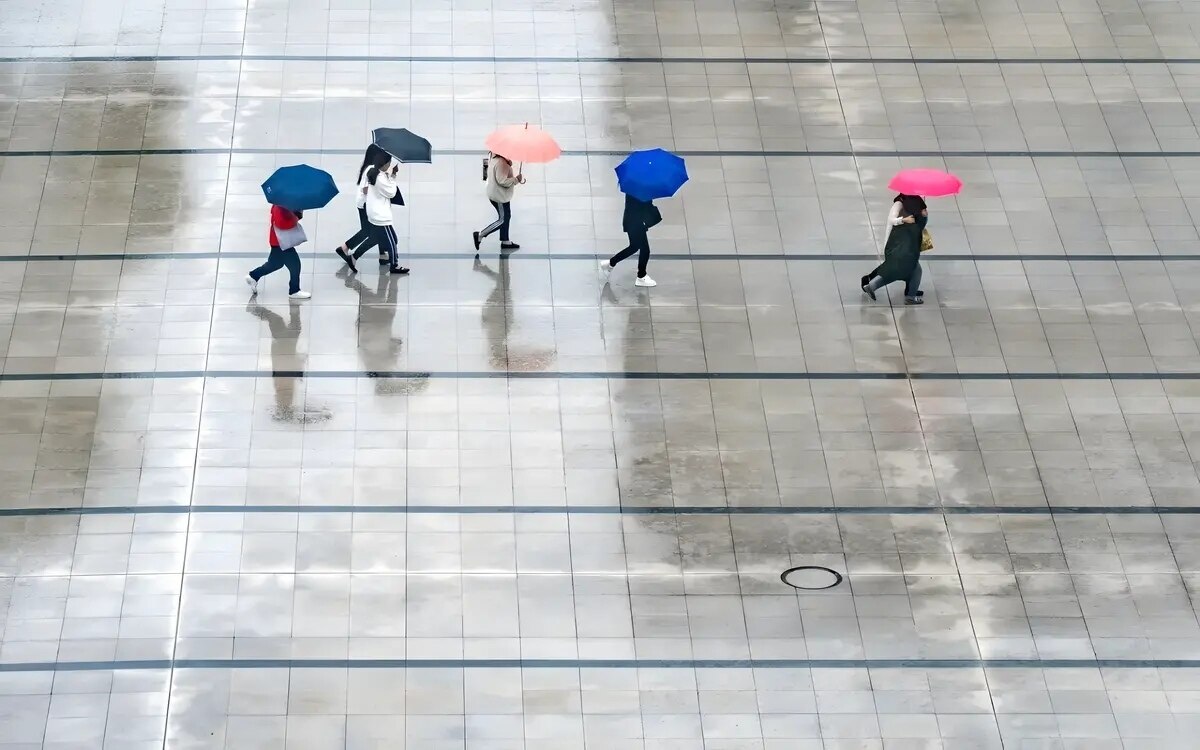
[342,206,384,260]
[250,245,301,294]
[609,230,651,277]
[480,200,511,242]
[370,223,400,269]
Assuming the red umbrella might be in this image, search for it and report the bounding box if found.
[888,168,962,197]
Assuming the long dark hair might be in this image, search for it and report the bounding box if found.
[359,144,390,182]
[894,193,927,217]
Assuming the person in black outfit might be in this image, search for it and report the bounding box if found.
[600,194,662,287]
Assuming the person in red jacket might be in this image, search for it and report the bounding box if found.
[245,205,310,299]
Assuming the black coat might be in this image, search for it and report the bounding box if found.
[622,195,662,234]
[874,217,925,286]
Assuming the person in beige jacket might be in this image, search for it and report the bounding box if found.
[473,152,524,252]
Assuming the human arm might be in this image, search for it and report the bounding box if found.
[887,201,906,227]
[372,170,398,199]
[271,205,298,230]
[493,159,520,188]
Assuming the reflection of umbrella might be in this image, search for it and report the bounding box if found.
[615,148,688,201]
[260,164,339,210]
[485,123,561,163]
[372,127,433,163]
[888,168,962,197]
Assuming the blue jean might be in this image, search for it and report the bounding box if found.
[250,245,301,294]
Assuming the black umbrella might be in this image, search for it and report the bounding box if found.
[372,127,433,163]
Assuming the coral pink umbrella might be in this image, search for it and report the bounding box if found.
[888,168,962,197]
[485,123,561,164]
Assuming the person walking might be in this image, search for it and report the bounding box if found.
[600,193,662,287]
[861,193,926,304]
[334,144,393,273]
[472,152,524,253]
[364,159,410,275]
[245,203,311,299]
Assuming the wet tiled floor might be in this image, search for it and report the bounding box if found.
[6,0,1200,748]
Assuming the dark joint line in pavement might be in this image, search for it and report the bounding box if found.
[0,504,1198,518]
[5,657,1200,673]
[0,370,1199,382]
[3,54,1200,65]
[4,147,1200,158]
[2,252,1200,263]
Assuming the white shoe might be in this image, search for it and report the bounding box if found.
[634,275,657,287]
[599,259,612,277]
[245,275,258,295]
[288,290,311,300]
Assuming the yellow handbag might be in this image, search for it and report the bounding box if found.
[920,228,933,252]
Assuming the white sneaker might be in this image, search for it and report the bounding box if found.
[599,259,612,277]
[245,275,258,295]
[288,290,311,300]
[634,275,657,287]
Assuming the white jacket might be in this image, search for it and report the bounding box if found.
[355,170,369,209]
[486,155,520,204]
[365,166,397,225]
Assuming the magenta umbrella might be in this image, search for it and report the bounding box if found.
[888,168,962,197]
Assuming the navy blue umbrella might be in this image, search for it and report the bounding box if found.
[615,148,688,202]
[261,164,339,211]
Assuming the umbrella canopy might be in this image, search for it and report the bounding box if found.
[615,148,688,202]
[260,164,339,211]
[372,127,433,163]
[888,168,962,197]
[485,123,561,163]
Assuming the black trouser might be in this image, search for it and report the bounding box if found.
[479,200,512,242]
[609,230,651,277]
[250,245,301,294]
[369,223,400,269]
[343,207,384,260]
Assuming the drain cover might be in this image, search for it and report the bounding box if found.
[780,566,843,590]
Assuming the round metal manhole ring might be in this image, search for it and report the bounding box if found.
[780,565,844,590]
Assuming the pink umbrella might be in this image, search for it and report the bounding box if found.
[888,168,962,197]
[485,123,561,164]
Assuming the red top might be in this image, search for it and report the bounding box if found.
[268,205,298,246]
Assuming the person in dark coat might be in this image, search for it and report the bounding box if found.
[861,194,927,305]
[600,194,663,287]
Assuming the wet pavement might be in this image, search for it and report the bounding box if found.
[6,0,1200,748]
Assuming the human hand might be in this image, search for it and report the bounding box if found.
[902,216,916,224]
[517,174,526,184]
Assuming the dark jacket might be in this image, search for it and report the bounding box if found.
[873,213,927,286]
[622,195,662,234]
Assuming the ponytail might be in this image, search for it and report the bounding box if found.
[367,166,380,185]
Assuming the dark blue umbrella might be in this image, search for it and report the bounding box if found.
[615,148,688,201]
[261,164,339,211]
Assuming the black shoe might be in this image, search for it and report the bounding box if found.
[335,247,357,273]
[390,266,410,275]
[500,241,520,250]
[860,274,870,289]
[472,231,481,251]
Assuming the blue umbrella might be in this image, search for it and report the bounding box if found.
[261,164,339,211]
[615,148,688,201]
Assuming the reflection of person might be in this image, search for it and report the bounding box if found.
[473,253,555,371]
[246,205,310,299]
[600,194,662,288]
[334,144,392,273]
[472,152,524,253]
[245,303,329,423]
[365,160,410,275]
[339,269,426,395]
[861,193,927,305]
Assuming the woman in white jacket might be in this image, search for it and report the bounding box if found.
[861,193,925,301]
[364,160,409,275]
[472,152,524,253]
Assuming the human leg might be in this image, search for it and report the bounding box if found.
[281,248,302,295]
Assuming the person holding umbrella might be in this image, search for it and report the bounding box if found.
[246,164,339,300]
[334,144,392,272]
[473,151,524,252]
[472,124,561,254]
[600,148,688,288]
[861,193,927,304]
[860,168,961,305]
[364,159,409,275]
